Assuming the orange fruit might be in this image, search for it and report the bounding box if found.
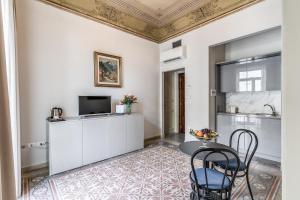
[196,131,204,137]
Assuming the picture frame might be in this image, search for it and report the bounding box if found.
[94,51,122,87]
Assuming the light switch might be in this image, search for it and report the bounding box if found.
[210,89,217,96]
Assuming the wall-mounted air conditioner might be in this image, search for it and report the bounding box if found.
[160,46,186,63]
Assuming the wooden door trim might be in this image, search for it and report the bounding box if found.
[178,73,185,133]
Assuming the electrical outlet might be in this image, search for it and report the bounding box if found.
[25,142,48,149]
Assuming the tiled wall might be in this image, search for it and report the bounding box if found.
[226,91,281,114]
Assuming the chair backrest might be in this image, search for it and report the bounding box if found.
[190,148,240,191]
[229,129,258,167]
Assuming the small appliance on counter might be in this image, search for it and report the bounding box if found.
[48,107,65,122]
[229,106,239,114]
[116,104,126,114]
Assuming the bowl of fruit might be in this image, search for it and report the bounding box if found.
[189,128,218,141]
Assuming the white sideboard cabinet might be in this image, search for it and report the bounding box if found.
[48,120,83,175]
[47,113,144,175]
[82,117,108,165]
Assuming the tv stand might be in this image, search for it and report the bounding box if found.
[47,113,144,175]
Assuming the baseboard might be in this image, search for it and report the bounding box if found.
[22,136,162,173]
[22,162,49,174]
[144,135,161,143]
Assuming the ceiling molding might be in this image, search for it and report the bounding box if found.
[37,0,263,43]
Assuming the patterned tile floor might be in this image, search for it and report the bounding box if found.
[22,142,281,200]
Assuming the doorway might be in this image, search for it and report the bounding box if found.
[163,69,185,144]
[178,73,185,133]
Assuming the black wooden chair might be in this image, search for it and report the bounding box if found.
[190,148,240,200]
[214,129,258,200]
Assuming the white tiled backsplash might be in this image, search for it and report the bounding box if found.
[226,91,281,114]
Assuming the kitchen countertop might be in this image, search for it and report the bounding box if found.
[217,112,281,119]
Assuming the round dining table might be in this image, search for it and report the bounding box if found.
[179,141,238,162]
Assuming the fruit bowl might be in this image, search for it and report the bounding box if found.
[189,128,218,141]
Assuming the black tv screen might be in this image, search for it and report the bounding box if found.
[79,96,111,115]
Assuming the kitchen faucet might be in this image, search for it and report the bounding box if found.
[264,104,277,116]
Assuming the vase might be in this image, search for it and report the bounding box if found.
[125,104,132,114]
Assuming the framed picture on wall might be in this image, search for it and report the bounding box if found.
[94,51,122,87]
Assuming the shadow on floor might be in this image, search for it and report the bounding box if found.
[164,132,185,144]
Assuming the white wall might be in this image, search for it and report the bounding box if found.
[159,0,282,141]
[225,28,281,60]
[282,1,300,199]
[16,0,160,167]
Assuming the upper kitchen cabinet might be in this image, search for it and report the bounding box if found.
[265,55,281,91]
[220,63,246,93]
[218,52,281,93]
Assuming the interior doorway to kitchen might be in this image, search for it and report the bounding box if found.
[163,69,185,144]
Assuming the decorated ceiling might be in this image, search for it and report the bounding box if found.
[39,0,262,43]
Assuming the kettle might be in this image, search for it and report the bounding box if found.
[51,107,63,119]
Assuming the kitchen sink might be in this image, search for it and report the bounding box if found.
[217,112,281,119]
[254,113,274,116]
[250,113,280,118]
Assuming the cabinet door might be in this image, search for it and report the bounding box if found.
[217,115,232,146]
[106,116,126,158]
[217,114,246,151]
[49,120,82,175]
[260,118,281,160]
[246,117,281,161]
[220,63,249,93]
[244,116,260,156]
[231,115,247,152]
[265,56,281,91]
[82,118,108,165]
[220,64,238,93]
[126,114,144,152]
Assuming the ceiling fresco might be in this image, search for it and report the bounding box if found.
[39,0,262,43]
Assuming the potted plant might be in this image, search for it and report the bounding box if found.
[120,94,138,114]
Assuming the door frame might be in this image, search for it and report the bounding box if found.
[178,72,185,133]
[161,68,185,138]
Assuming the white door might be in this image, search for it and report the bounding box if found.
[49,120,82,175]
[106,116,126,157]
[82,118,108,165]
[126,114,144,152]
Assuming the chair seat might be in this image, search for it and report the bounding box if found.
[191,168,231,190]
[215,159,247,171]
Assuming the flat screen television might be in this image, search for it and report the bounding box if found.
[79,96,111,115]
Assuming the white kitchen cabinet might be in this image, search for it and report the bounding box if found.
[217,113,281,162]
[217,114,245,150]
[217,114,233,146]
[48,113,144,175]
[245,117,281,161]
[48,120,83,175]
[126,114,144,152]
[219,54,281,93]
[82,118,108,165]
[265,56,281,91]
[220,64,243,93]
